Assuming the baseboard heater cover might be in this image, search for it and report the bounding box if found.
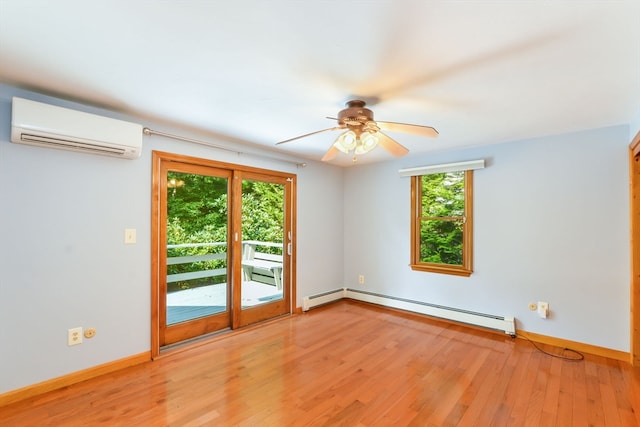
[303,287,516,336]
[302,288,347,311]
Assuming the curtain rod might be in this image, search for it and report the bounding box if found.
[398,159,485,176]
[143,127,307,168]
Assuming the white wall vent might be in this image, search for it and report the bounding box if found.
[11,97,143,159]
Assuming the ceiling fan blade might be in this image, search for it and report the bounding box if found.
[276,126,343,145]
[321,145,340,161]
[376,120,438,138]
[378,132,409,157]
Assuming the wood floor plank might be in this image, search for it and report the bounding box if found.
[540,356,562,421]
[1,300,639,426]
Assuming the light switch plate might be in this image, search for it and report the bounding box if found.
[124,228,136,244]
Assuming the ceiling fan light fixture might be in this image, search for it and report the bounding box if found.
[354,131,379,155]
[334,130,357,153]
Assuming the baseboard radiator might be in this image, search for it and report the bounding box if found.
[303,287,516,336]
[302,289,347,311]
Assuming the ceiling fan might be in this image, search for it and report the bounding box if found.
[276,100,438,162]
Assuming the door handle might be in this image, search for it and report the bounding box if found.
[287,242,292,256]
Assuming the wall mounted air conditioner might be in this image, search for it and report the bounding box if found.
[11,97,143,159]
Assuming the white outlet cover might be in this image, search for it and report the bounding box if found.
[68,327,83,346]
[124,228,137,244]
[537,302,549,318]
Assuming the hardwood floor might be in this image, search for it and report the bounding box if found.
[2,300,639,426]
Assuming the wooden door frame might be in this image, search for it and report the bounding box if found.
[630,131,640,366]
[151,151,297,359]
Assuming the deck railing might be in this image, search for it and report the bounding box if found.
[166,241,283,291]
[167,242,228,285]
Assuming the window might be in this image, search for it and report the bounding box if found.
[410,169,474,276]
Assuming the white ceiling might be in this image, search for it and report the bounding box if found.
[1,1,639,166]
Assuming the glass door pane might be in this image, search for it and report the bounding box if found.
[161,164,232,346]
[234,173,291,327]
[166,171,229,324]
[240,179,285,308]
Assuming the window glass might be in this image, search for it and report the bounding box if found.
[411,170,473,276]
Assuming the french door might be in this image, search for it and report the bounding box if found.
[152,151,295,354]
[233,171,292,328]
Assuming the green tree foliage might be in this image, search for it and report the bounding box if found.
[419,172,465,265]
[166,173,229,241]
[241,180,284,252]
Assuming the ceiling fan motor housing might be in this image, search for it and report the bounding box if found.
[338,100,375,127]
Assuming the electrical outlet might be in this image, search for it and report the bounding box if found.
[358,275,365,284]
[68,327,83,346]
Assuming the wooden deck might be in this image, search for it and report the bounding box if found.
[2,300,639,426]
[167,281,283,324]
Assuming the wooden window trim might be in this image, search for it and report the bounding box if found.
[410,170,473,277]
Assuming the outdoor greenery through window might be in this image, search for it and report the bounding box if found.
[411,170,473,276]
[166,172,229,292]
[166,172,284,292]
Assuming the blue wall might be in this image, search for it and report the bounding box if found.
[343,125,630,351]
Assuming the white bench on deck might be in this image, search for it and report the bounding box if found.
[241,241,283,290]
